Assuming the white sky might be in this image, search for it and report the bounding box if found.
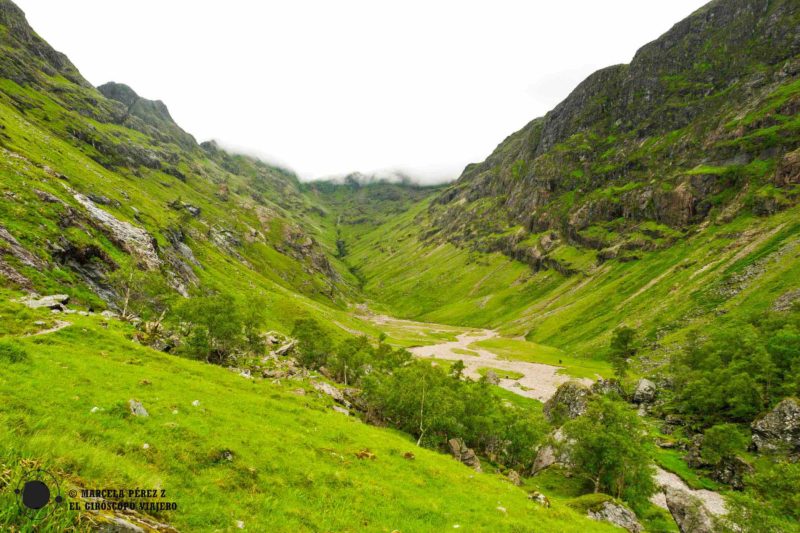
[16,0,707,183]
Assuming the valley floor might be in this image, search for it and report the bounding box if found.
[362,313,729,525]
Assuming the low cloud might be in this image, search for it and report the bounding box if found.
[208,139,457,187]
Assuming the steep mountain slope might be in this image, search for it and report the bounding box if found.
[430,0,800,266]
[0,0,377,336]
[346,0,800,360]
[301,175,443,286]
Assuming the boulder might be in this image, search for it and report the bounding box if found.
[543,381,590,423]
[507,469,521,486]
[591,378,624,397]
[273,340,297,356]
[751,398,800,453]
[484,370,500,385]
[312,381,351,408]
[587,501,642,533]
[447,438,482,472]
[183,204,201,217]
[88,193,116,206]
[23,294,69,310]
[527,491,550,507]
[633,378,657,404]
[533,428,570,473]
[664,487,715,533]
[533,444,558,473]
[711,455,753,490]
[684,434,708,468]
[128,399,149,417]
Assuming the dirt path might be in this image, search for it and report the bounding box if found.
[650,467,727,516]
[409,329,591,402]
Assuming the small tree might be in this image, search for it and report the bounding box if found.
[701,424,749,465]
[106,265,173,326]
[241,294,267,354]
[373,334,412,372]
[178,293,247,364]
[292,318,333,369]
[450,360,466,380]
[561,397,655,507]
[328,336,373,385]
[609,326,637,378]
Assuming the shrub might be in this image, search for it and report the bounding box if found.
[701,423,749,465]
[0,339,29,363]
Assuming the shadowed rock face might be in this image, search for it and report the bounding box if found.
[751,397,800,453]
[428,0,800,270]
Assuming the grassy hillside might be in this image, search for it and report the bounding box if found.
[343,187,800,366]
[0,297,614,532]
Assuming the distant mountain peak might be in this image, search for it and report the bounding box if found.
[97,81,196,149]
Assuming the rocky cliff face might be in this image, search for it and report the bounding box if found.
[429,0,800,271]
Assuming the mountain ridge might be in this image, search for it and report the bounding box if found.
[427,0,800,271]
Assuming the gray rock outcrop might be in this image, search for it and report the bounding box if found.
[710,455,753,490]
[664,487,715,533]
[591,378,624,397]
[533,428,570,473]
[633,378,657,404]
[74,193,160,270]
[312,381,351,409]
[447,438,482,472]
[527,491,550,507]
[22,294,69,310]
[751,398,800,453]
[587,500,642,533]
[543,381,590,423]
[128,399,149,417]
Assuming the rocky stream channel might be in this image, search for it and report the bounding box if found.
[406,323,728,532]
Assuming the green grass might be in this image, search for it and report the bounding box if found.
[653,449,721,492]
[473,338,612,380]
[477,366,524,380]
[0,305,613,532]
